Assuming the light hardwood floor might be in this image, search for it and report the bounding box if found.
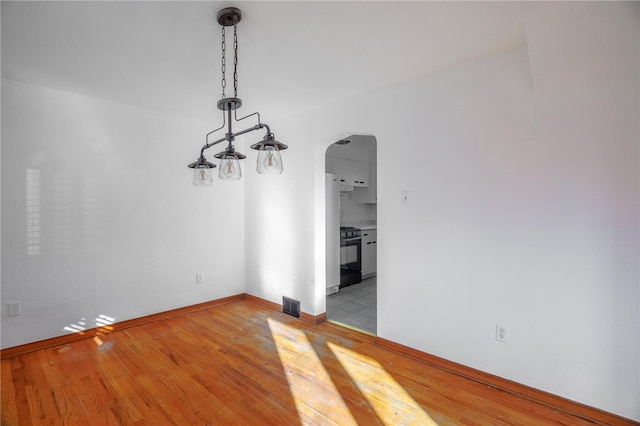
[0,300,631,425]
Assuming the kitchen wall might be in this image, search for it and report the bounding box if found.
[1,79,246,349]
[338,193,376,224]
[245,3,639,420]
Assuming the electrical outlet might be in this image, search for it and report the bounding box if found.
[496,324,508,343]
[195,274,202,284]
[7,302,20,317]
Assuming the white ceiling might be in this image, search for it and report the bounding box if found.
[2,1,552,123]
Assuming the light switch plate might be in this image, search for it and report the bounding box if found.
[402,191,410,205]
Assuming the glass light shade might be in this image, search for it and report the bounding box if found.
[219,156,242,180]
[193,165,214,186]
[256,145,283,174]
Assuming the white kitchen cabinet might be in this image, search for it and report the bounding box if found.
[326,156,369,187]
[361,229,377,278]
[352,163,377,203]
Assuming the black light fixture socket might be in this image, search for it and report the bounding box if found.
[213,145,247,160]
[188,155,217,169]
[250,133,288,151]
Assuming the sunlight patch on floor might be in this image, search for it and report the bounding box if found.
[328,342,438,425]
[63,314,115,348]
[267,318,357,425]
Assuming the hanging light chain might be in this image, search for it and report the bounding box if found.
[233,18,239,98]
[221,25,227,98]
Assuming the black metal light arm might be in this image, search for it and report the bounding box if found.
[235,109,261,126]
[200,122,270,156]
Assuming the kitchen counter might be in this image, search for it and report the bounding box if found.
[358,223,377,230]
[342,221,377,230]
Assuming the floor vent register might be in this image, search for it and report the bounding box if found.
[282,296,301,318]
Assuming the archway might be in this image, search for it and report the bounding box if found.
[313,132,377,333]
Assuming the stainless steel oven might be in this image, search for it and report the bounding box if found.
[340,227,362,287]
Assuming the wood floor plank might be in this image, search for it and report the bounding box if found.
[1,359,19,425]
[2,300,636,425]
[9,357,34,426]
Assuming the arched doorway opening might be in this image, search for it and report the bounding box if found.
[321,133,377,334]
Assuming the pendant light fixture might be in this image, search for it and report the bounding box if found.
[188,7,288,185]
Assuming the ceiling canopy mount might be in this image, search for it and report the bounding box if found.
[217,7,242,27]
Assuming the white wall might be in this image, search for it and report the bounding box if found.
[1,79,245,349]
[244,3,639,420]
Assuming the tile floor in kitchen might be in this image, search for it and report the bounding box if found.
[326,276,376,334]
